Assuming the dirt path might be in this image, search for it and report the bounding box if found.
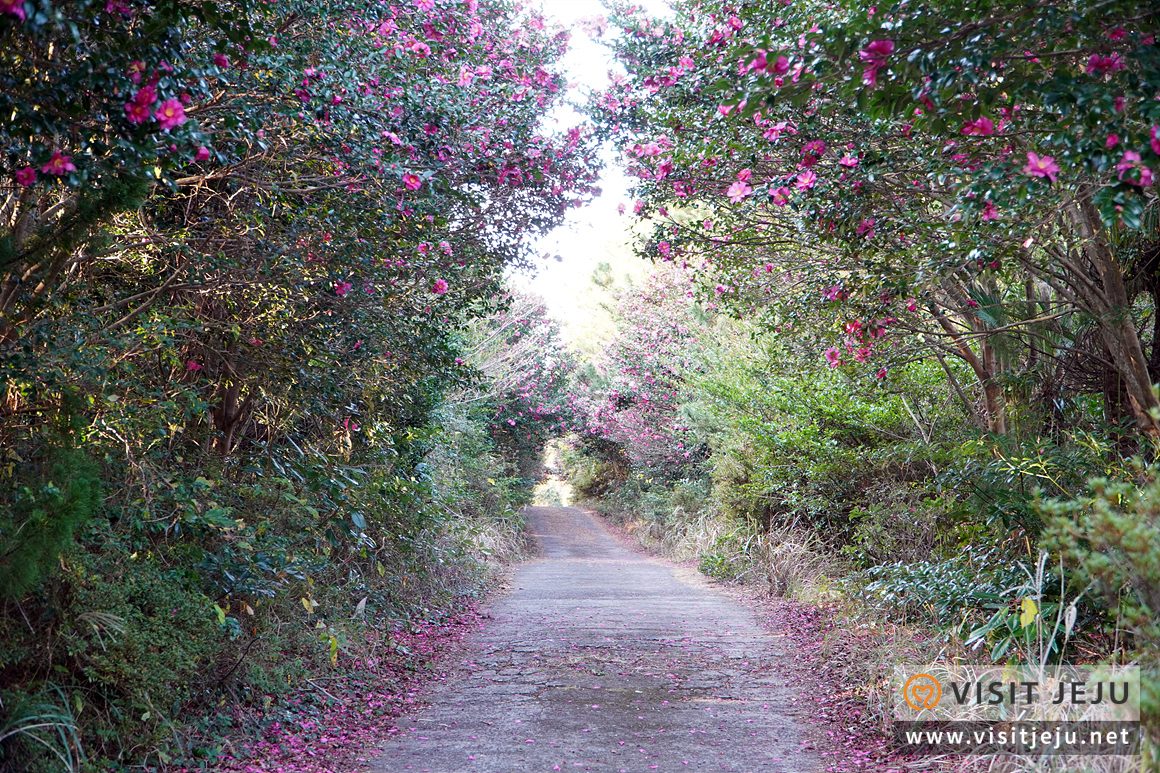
[372,506,815,772]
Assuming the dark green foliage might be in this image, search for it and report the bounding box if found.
[0,447,101,601]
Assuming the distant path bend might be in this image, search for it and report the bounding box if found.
[373,506,814,773]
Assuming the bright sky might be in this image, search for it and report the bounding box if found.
[508,0,671,351]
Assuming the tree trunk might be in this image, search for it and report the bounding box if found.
[1065,193,1160,437]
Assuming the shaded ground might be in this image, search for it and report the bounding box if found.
[372,506,814,773]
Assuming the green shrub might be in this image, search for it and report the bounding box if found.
[1042,466,1160,735]
[0,447,101,600]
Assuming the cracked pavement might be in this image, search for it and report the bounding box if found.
[372,506,814,773]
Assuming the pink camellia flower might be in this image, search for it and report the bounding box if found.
[1113,96,1125,112]
[737,168,752,182]
[769,55,790,75]
[658,241,672,257]
[154,98,186,130]
[876,367,887,379]
[403,173,422,190]
[125,100,151,123]
[1106,133,1119,148]
[859,40,894,86]
[213,53,230,68]
[905,298,918,312]
[133,85,158,105]
[415,0,435,11]
[15,167,35,186]
[1117,151,1154,186]
[961,117,994,136]
[335,281,352,296]
[41,152,77,176]
[127,60,146,84]
[822,285,844,301]
[981,201,1000,221]
[2,0,26,20]
[1022,152,1059,183]
[823,347,843,368]
[856,218,875,238]
[795,170,817,190]
[714,284,727,295]
[1086,54,1124,75]
[1151,125,1160,155]
[195,146,211,161]
[725,180,752,202]
[838,155,859,167]
[1108,26,1127,41]
[770,186,791,205]
[432,278,449,294]
[186,360,202,371]
[1114,150,1140,174]
[440,241,452,254]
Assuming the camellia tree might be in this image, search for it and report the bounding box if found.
[571,265,709,475]
[589,0,1160,440]
[0,0,603,765]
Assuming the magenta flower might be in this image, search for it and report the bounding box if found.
[186,360,202,371]
[154,99,186,130]
[725,180,752,203]
[876,368,887,379]
[1117,151,1153,186]
[981,201,999,221]
[334,281,352,296]
[859,40,894,86]
[856,218,875,238]
[432,278,449,294]
[905,298,918,312]
[960,117,994,136]
[823,347,843,368]
[770,186,791,206]
[795,170,817,190]
[134,85,158,106]
[41,152,77,175]
[737,168,752,182]
[125,100,151,124]
[1022,152,1059,183]
[2,0,26,20]
[15,167,35,186]
[127,61,146,84]
[1106,133,1120,148]
[1086,54,1124,75]
[657,241,671,257]
[1151,126,1160,155]
[213,53,230,68]
[838,155,859,167]
[769,55,790,75]
[822,285,844,302]
[403,173,422,190]
[195,146,211,161]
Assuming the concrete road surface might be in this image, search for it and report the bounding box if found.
[373,506,813,773]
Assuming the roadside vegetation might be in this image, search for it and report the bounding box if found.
[0,1,587,769]
[560,0,1160,768]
